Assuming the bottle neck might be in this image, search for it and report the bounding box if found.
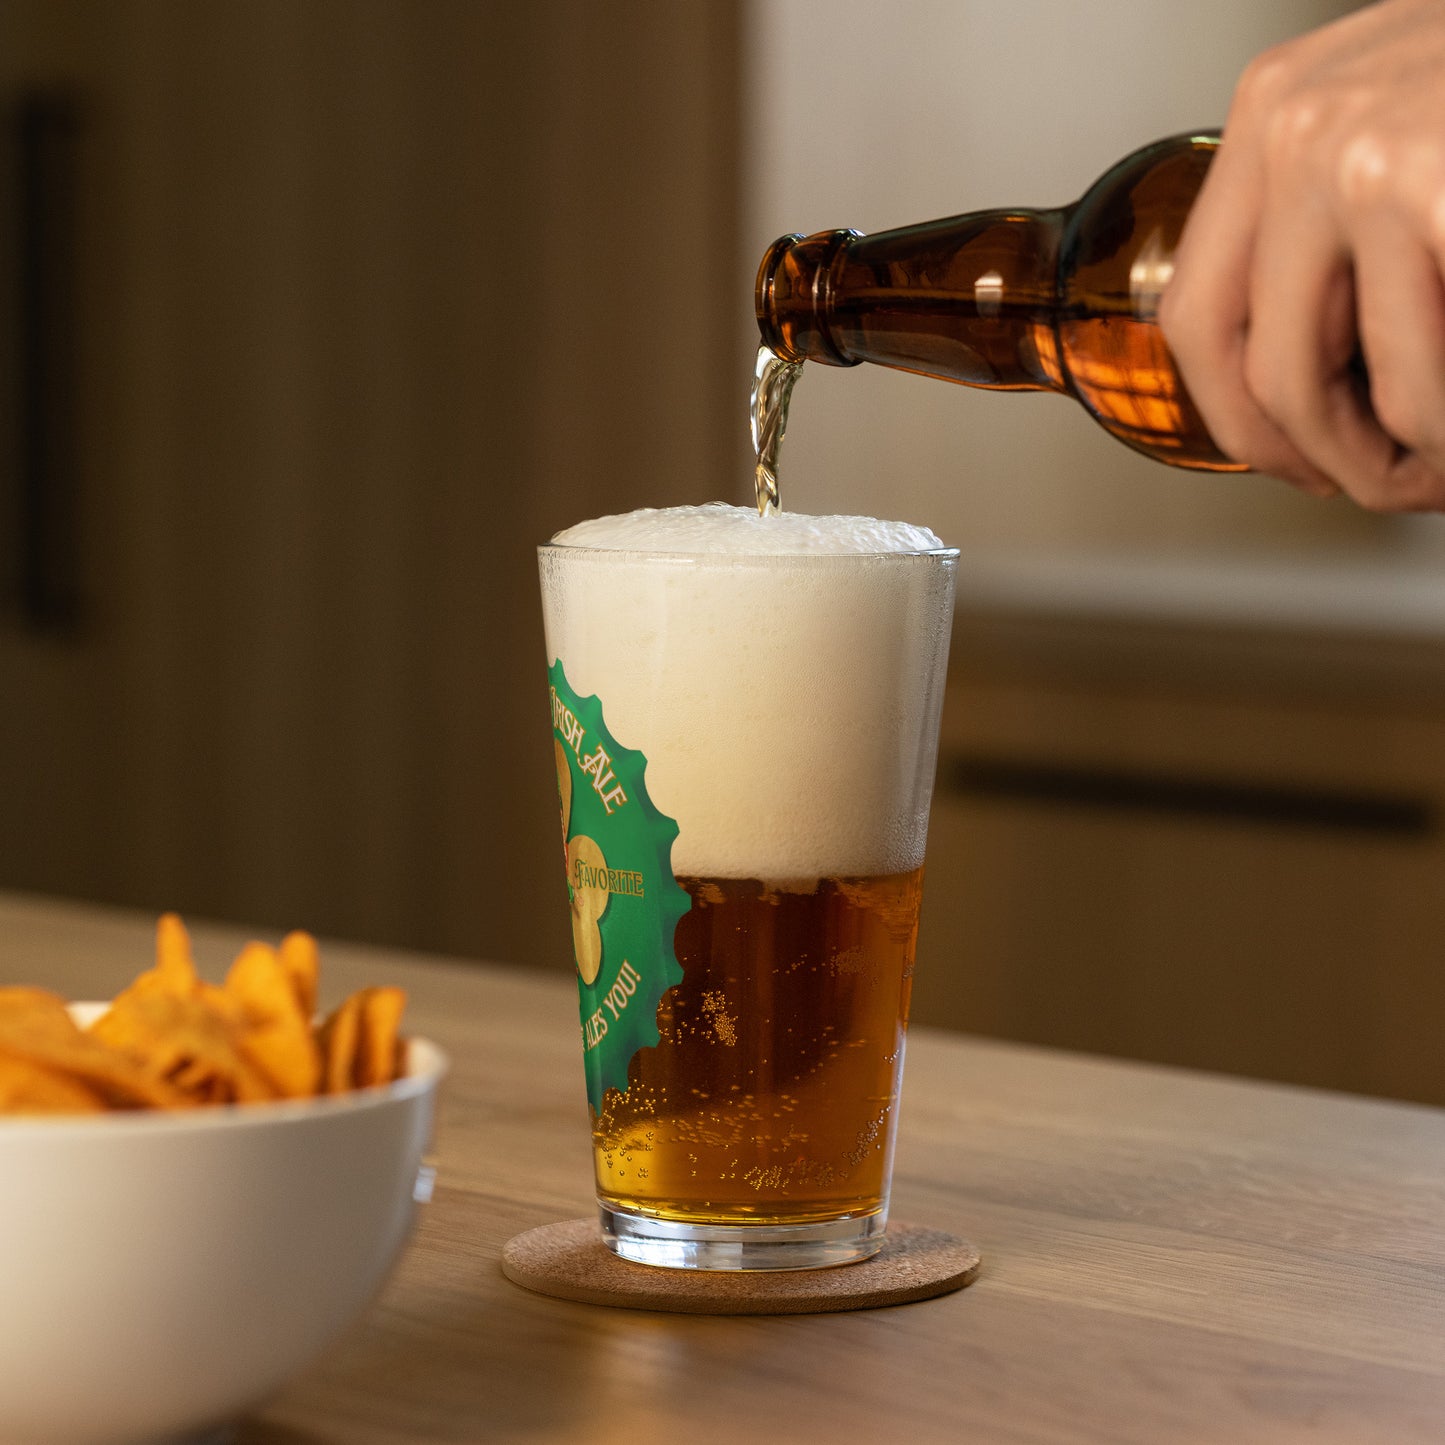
[755,211,1066,393]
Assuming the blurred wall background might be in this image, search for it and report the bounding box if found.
[4,1,1442,1105]
[0,0,746,980]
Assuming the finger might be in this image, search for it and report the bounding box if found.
[1160,137,1339,495]
[1350,219,1445,507]
[1241,179,1369,493]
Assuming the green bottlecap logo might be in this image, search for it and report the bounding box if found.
[549,661,690,1112]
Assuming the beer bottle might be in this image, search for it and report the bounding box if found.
[755,132,1240,471]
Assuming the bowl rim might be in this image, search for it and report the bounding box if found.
[0,1004,449,1138]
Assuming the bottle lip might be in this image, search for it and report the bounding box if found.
[755,230,859,368]
[755,233,805,361]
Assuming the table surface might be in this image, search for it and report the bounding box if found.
[6,891,1444,1444]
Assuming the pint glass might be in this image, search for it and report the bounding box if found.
[539,509,956,1269]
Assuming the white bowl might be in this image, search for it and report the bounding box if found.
[0,1007,447,1445]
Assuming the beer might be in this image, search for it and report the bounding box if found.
[755,132,1245,471]
[596,868,923,1225]
[540,504,956,1268]
[751,345,802,516]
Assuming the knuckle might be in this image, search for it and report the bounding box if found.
[1336,129,1393,207]
[1233,47,1295,118]
[1265,93,1329,167]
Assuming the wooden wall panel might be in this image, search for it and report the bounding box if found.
[914,632,1445,1105]
[0,1,747,968]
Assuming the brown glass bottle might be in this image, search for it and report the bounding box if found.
[756,132,1243,471]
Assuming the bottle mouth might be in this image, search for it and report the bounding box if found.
[754,233,805,361]
[754,229,859,367]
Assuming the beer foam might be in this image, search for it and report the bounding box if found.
[550,503,944,556]
[541,505,956,884]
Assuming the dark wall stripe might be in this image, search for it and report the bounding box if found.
[12,90,82,634]
[945,755,1434,837]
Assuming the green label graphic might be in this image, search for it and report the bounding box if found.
[549,661,690,1112]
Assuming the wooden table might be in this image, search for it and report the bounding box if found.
[6,891,1444,1443]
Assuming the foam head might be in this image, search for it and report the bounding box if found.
[540,505,956,884]
[550,502,945,556]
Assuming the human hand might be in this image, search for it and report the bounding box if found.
[1160,0,1445,510]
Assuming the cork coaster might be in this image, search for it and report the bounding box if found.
[501,1218,980,1315]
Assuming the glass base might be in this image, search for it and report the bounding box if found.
[599,1202,888,1271]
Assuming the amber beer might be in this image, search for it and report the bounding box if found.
[540,506,956,1269]
[597,868,925,1224]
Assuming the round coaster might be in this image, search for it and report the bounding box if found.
[501,1218,980,1315]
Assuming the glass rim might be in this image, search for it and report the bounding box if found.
[537,539,960,563]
